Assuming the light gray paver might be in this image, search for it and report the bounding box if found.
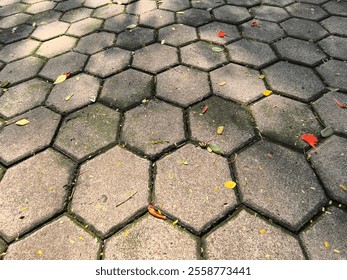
[323,0,347,16]
[158,24,198,47]
[140,9,175,28]
[67,17,103,37]
[250,5,290,22]
[127,0,157,15]
[285,2,328,20]
[26,1,56,14]
[75,32,115,55]
[31,21,70,41]
[176,8,212,27]
[104,14,138,33]
[0,13,31,29]
[226,0,260,7]
[0,39,41,63]
[192,0,224,9]
[213,5,252,24]
[316,60,347,92]
[116,27,155,51]
[61,7,93,23]
[198,22,241,45]
[92,4,124,19]
[280,18,328,41]
[320,16,347,37]
[84,0,110,8]
[158,0,190,12]
[35,36,77,58]
[240,20,285,43]
[318,36,347,61]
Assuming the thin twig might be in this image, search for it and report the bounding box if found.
[116,191,138,208]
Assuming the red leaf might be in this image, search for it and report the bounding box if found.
[217,30,226,38]
[65,72,71,78]
[201,105,208,114]
[251,21,258,27]
[301,134,318,151]
[333,98,347,108]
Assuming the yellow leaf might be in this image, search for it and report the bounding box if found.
[214,186,219,191]
[259,74,265,79]
[263,90,272,96]
[47,186,55,190]
[37,250,43,255]
[172,220,178,225]
[219,81,226,86]
[168,173,173,179]
[125,230,129,237]
[126,24,137,29]
[224,180,236,189]
[21,207,28,211]
[53,74,67,84]
[324,241,329,248]
[176,11,185,14]
[179,159,188,165]
[69,240,75,244]
[79,236,84,241]
[115,161,123,166]
[64,93,74,101]
[339,184,347,192]
[189,188,193,193]
[207,146,213,153]
[333,249,340,254]
[259,229,267,234]
[158,209,162,215]
[15,119,30,126]
[217,126,224,135]
[76,76,80,81]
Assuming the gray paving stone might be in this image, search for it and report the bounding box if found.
[0,78,51,119]
[210,63,266,103]
[323,0,347,16]
[0,13,31,29]
[92,3,124,19]
[100,69,153,110]
[55,0,85,12]
[316,60,347,92]
[273,37,327,67]
[0,238,6,255]
[85,47,131,78]
[71,146,149,237]
[121,100,185,157]
[127,0,157,15]
[46,74,100,114]
[300,0,329,4]
[0,3,28,17]
[104,14,138,33]
[133,44,178,74]
[312,91,347,135]
[75,32,115,55]
[39,51,87,81]
[84,0,110,8]
[0,0,20,5]
[4,215,100,259]
[227,38,277,69]
[204,209,305,259]
[104,214,198,260]
[158,24,198,47]
[154,144,238,233]
[35,36,77,58]
[0,39,40,63]
[285,3,328,21]
[116,27,155,51]
[280,18,328,41]
[0,149,75,241]
[0,56,44,85]
[156,65,210,107]
[31,21,70,41]
[61,7,93,23]
[158,0,190,12]
[54,103,121,162]
[192,0,224,9]
[213,5,252,24]
[226,0,260,7]
[235,140,327,231]
[27,10,62,26]
[263,61,325,101]
[67,17,103,37]
[198,22,241,45]
[261,0,294,6]
[26,1,56,14]
[181,41,227,71]
[140,9,175,28]
[0,24,34,44]
[189,96,255,154]
[251,95,322,149]
[318,36,347,61]
[240,20,285,43]
[250,5,290,22]
[177,8,212,27]
[300,207,347,260]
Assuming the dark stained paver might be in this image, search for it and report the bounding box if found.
[316,60,347,92]
[280,18,328,41]
[213,5,252,24]
[176,8,212,27]
[250,5,290,22]
[75,32,115,55]
[0,24,34,45]
[318,36,347,61]
[116,27,155,51]
[140,9,175,28]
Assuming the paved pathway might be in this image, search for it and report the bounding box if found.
[0,0,346,260]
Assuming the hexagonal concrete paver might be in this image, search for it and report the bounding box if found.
[61,7,93,23]
[71,146,149,237]
[158,0,190,12]
[204,209,305,259]
[85,47,131,78]
[323,0,347,16]
[25,1,56,14]
[0,78,52,119]
[67,17,103,37]
[192,0,226,9]
[250,5,290,22]
[235,140,327,231]
[213,5,252,24]
[140,9,175,28]
[92,3,124,19]
[27,10,62,26]
[300,207,347,260]
[280,18,328,41]
[75,32,115,55]
[158,24,198,47]
[316,60,347,92]
[318,36,347,61]
[54,103,121,162]
[126,0,157,15]
[0,107,61,166]
[176,8,212,27]
[0,39,41,63]
[285,3,328,21]
[35,36,77,58]
[104,14,138,33]
[31,21,70,41]
[189,96,255,155]
[210,63,266,104]
[252,95,322,149]
[104,214,198,260]
[46,74,101,114]
[0,237,6,256]
[55,0,85,12]
[0,149,75,241]
[0,13,31,29]
[121,100,185,158]
[100,69,153,110]
[226,0,261,7]
[0,24,34,45]
[240,20,285,43]
[116,27,155,51]
[133,44,178,74]
[154,144,238,233]
[84,0,110,8]
[198,22,241,45]
[0,3,27,17]
[4,215,100,259]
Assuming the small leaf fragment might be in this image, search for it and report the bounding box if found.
[259,74,265,79]
[160,39,165,45]
[251,21,258,27]
[327,87,339,92]
[64,93,74,101]
[89,96,96,102]
[124,230,129,237]
[263,90,272,96]
[209,144,224,155]
[339,184,347,192]
[333,98,347,108]
[219,81,226,86]
[212,46,224,52]
[217,126,224,135]
[301,133,318,151]
[172,220,178,225]
[179,159,188,165]
[201,105,208,114]
[259,229,267,234]
[224,180,236,189]
[126,24,137,29]
[0,80,10,88]
[37,250,43,255]
[320,126,334,138]
[54,74,68,84]
[324,241,329,248]
[217,30,226,38]
[207,146,213,153]
[176,11,185,14]
[15,119,30,126]
[79,236,84,241]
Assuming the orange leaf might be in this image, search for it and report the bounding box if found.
[217,30,226,38]
[147,205,166,220]
[301,134,318,151]
[333,98,347,108]
[251,21,258,27]
[201,105,208,114]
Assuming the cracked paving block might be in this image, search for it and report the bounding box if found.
[213,5,252,24]
[192,0,224,9]
[133,44,178,74]
[0,56,44,85]
[177,8,212,27]
[75,32,115,55]
[273,37,326,67]
[280,18,328,41]
[156,65,210,107]
[121,100,185,157]
[104,214,198,260]
[181,41,227,71]
[36,36,77,58]
[309,136,347,205]
[39,51,87,81]
[235,140,327,231]
[27,10,63,26]
[71,146,149,237]
[61,7,93,23]
[0,149,75,241]
[116,27,155,51]
[0,13,31,29]
[263,61,325,101]
[227,39,277,69]
[300,207,347,260]
[285,3,328,21]
[240,20,285,43]
[0,39,40,63]
[46,74,101,114]
[198,22,241,45]
[140,9,175,28]
[158,24,197,47]
[31,21,70,41]
[67,18,103,37]
[210,63,266,104]
[127,0,157,15]
[189,96,255,155]
[54,103,121,162]
[0,78,51,119]
[316,60,347,92]
[250,5,290,22]
[84,0,110,8]
[4,215,100,259]
[204,209,305,259]
[313,92,347,135]
[25,1,56,14]
[251,95,322,149]
[0,3,28,17]
[92,4,124,19]
[85,48,131,78]
[0,24,34,44]
[100,69,153,110]
[104,14,138,33]
[55,0,85,12]
[261,0,294,5]
[154,144,238,233]
[318,36,347,61]
[323,1,347,16]
[158,0,190,12]
[226,0,260,7]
